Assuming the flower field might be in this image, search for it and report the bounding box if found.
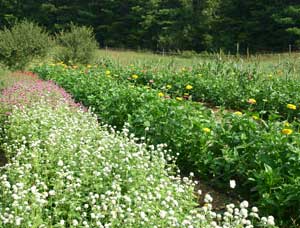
[60,59,300,121]
[0,73,276,227]
[32,62,300,227]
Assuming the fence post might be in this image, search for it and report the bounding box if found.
[289,44,292,55]
[247,47,250,59]
[236,42,240,57]
[162,48,165,56]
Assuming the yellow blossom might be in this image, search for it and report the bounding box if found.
[158,92,164,97]
[282,128,293,135]
[252,115,259,120]
[176,97,183,101]
[87,64,92,68]
[132,74,139,79]
[166,85,172,89]
[186,85,193,90]
[203,128,211,133]
[106,70,111,75]
[234,111,243,116]
[287,104,296,110]
[248,98,256,104]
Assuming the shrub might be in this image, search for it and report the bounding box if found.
[55,24,98,64]
[0,20,51,70]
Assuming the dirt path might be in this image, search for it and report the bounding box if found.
[0,148,7,167]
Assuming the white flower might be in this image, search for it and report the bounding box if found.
[57,160,64,166]
[240,200,249,208]
[15,217,22,226]
[72,219,79,226]
[204,194,213,203]
[49,190,55,196]
[240,208,248,218]
[267,216,275,226]
[229,180,236,189]
[159,210,167,219]
[59,220,65,225]
[140,211,146,220]
[251,206,258,213]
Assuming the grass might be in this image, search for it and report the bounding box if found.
[94,48,300,78]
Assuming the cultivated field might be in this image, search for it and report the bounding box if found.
[1,50,300,227]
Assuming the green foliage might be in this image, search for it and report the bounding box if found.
[0,0,300,52]
[0,77,273,227]
[33,63,300,226]
[55,24,98,64]
[0,20,51,70]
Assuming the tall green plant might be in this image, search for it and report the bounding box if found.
[55,24,98,64]
[0,20,51,70]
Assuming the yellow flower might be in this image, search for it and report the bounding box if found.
[132,74,139,79]
[287,104,296,110]
[176,97,183,101]
[158,92,164,97]
[282,128,293,135]
[87,64,92,68]
[234,111,243,116]
[166,85,172,89]
[203,128,211,133]
[72,65,78,69]
[105,70,111,75]
[252,115,259,120]
[248,98,256,104]
[186,85,193,90]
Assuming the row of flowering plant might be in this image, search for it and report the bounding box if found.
[67,59,300,121]
[32,64,300,226]
[0,75,276,227]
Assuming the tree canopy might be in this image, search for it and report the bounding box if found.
[0,0,299,53]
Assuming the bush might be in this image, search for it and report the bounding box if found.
[55,24,98,64]
[0,20,51,70]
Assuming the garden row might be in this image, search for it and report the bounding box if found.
[0,74,273,227]
[85,59,299,121]
[33,64,300,226]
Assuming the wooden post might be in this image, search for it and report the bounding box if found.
[247,47,250,59]
[236,42,240,57]
[289,44,292,55]
[162,48,165,56]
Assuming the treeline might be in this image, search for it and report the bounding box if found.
[0,0,300,53]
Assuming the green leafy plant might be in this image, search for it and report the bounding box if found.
[55,24,98,64]
[33,63,300,226]
[0,20,52,70]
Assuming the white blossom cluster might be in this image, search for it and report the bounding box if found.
[0,102,276,228]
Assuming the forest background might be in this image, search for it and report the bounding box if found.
[1,0,300,54]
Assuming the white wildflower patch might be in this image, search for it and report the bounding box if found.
[0,102,276,227]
